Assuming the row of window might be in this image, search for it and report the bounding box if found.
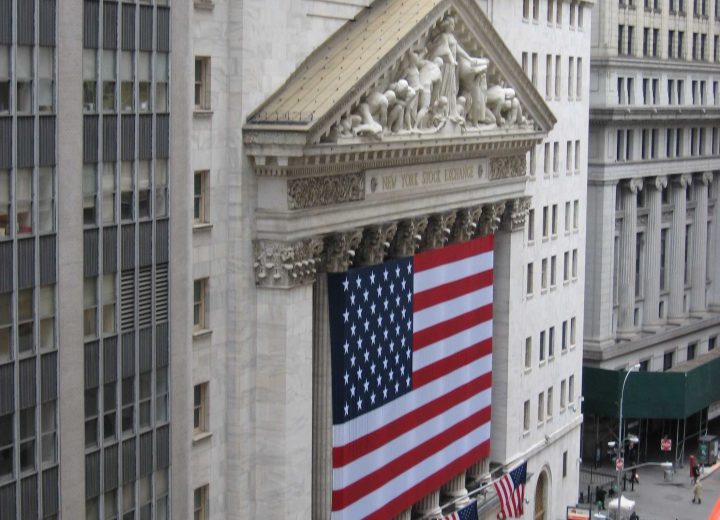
[531,140,582,177]
[619,25,720,61]
[0,286,55,363]
[624,0,720,17]
[86,469,169,520]
[527,200,581,243]
[0,45,54,115]
[0,168,55,239]
[523,374,576,432]
[522,0,585,28]
[524,317,578,369]
[615,126,720,161]
[636,335,717,373]
[520,52,583,102]
[526,249,580,295]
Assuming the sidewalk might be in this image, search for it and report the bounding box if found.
[700,459,720,481]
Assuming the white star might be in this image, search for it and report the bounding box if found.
[344,403,349,416]
[383,269,389,281]
[389,369,394,381]
[356,276,362,289]
[401,279,407,290]
[406,348,411,359]
[363,289,369,302]
[357,397,363,410]
[350,354,356,367]
[406,375,411,387]
[389,340,395,352]
[406,261,412,274]
[356,366,363,380]
[356,306,363,318]
[357,337,363,350]
[350,384,356,397]
[342,278,349,291]
[370,302,376,315]
[383,299,389,310]
[350,293,356,305]
[395,295,401,307]
[395,382,399,393]
[371,392,376,405]
[389,311,395,323]
[383,357,389,369]
[370,362,376,375]
[350,324,356,336]
[401,336,406,347]
[364,350,370,363]
[395,353,400,365]
[343,341,349,354]
[364,319,370,332]
[376,346,382,358]
[395,324,401,336]
[370,332,376,345]
[377,374,382,387]
[406,291,412,302]
[370,272,376,285]
[344,372,349,385]
[376,285,383,297]
[395,265,401,278]
[383,387,388,399]
[401,307,406,319]
[377,315,383,327]
[400,365,405,376]
[407,320,412,331]
[343,309,350,323]
[363,380,369,393]
[389,282,395,294]
[383,328,389,340]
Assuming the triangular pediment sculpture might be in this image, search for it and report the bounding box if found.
[244,0,555,151]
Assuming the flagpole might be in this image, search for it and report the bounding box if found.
[416,461,527,520]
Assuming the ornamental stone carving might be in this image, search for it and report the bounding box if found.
[451,206,483,243]
[323,230,364,273]
[324,14,531,144]
[674,173,693,189]
[287,173,365,210]
[502,197,531,231]
[489,155,527,180]
[253,238,324,288]
[390,217,429,257]
[625,178,643,194]
[478,202,505,236]
[699,171,714,185]
[356,223,399,266]
[421,211,458,251]
[650,176,668,191]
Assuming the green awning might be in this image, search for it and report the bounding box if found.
[582,351,720,419]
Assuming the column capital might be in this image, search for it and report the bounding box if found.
[479,202,506,235]
[650,176,668,191]
[698,171,714,186]
[421,211,458,251]
[324,230,364,273]
[254,238,324,288]
[356,223,398,266]
[451,206,483,243]
[502,197,532,231]
[672,173,693,189]
[624,178,644,193]
[390,216,429,258]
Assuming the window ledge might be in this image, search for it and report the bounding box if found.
[193,222,213,232]
[193,109,214,118]
[193,328,213,339]
[192,431,213,444]
[194,1,214,10]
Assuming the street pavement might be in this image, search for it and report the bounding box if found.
[587,460,720,520]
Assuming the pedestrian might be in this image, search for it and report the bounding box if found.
[692,464,700,482]
[595,445,602,469]
[692,478,702,504]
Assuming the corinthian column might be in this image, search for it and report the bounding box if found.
[414,489,443,519]
[669,174,692,321]
[643,176,667,326]
[617,179,642,335]
[690,172,713,313]
[442,471,470,508]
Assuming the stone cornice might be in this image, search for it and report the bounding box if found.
[590,106,720,123]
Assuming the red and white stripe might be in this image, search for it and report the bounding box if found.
[331,236,494,519]
[494,475,524,518]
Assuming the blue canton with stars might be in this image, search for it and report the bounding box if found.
[328,257,414,425]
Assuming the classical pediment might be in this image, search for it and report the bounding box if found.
[243,0,555,176]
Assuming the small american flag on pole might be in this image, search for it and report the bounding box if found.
[327,236,494,519]
[493,462,527,519]
[443,500,479,520]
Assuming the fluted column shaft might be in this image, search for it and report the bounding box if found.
[312,275,333,519]
[643,178,665,325]
[414,489,442,519]
[442,471,470,507]
[617,181,640,333]
[690,174,711,312]
[669,175,691,320]
[712,175,720,308]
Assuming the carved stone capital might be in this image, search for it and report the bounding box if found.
[356,223,399,266]
[478,202,505,236]
[323,230,364,273]
[390,217,429,257]
[625,178,643,194]
[502,197,532,231]
[650,176,668,191]
[489,155,527,180]
[254,238,324,288]
[287,172,365,209]
[673,173,693,189]
[421,211,458,251]
[699,171,714,186]
[451,206,483,243]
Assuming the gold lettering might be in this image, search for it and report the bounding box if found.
[382,175,397,190]
[401,172,419,188]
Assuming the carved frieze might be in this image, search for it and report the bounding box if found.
[390,217,429,258]
[451,207,483,243]
[356,223,399,266]
[287,173,365,209]
[323,230,364,273]
[489,156,527,180]
[421,211,458,251]
[254,238,324,288]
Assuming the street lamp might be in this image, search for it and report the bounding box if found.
[616,363,641,520]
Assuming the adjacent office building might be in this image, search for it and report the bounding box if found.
[0,0,592,518]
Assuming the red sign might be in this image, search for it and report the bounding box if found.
[616,457,624,471]
[661,438,672,452]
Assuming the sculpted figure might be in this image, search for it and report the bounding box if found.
[353,90,396,138]
[416,57,443,128]
[400,52,423,129]
[426,15,476,123]
[458,55,491,126]
[485,84,525,127]
[387,79,417,132]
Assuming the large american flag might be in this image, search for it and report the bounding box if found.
[327,235,494,518]
[493,462,527,519]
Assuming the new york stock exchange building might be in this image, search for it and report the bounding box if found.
[221,0,591,518]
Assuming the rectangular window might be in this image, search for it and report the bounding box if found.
[38,168,55,233]
[566,141,573,173]
[156,160,169,217]
[572,249,578,278]
[137,161,151,219]
[555,55,561,97]
[193,383,209,434]
[102,50,116,112]
[194,485,209,520]
[194,278,208,331]
[562,320,568,351]
[523,0,530,18]
[194,171,209,224]
[102,274,116,335]
[568,57,575,99]
[84,277,98,340]
[576,58,583,97]
[544,142,551,175]
[570,317,577,346]
[563,251,570,282]
[687,342,697,360]
[541,258,548,289]
[547,387,553,418]
[546,54,552,97]
[102,164,116,224]
[547,0,554,23]
[569,375,575,403]
[38,48,54,113]
[550,255,557,287]
[574,140,580,170]
[524,337,532,369]
[16,46,33,114]
[560,379,567,409]
[0,170,9,238]
[553,142,560,173]
[16,169,33,235]
[39,286,55,351]
[548,326,555,357]
[528,208,535,241]
[563,451,568,477]
[542,205,549,237]
[531,53,538,87]
[0,294,11,362]
[17,289,33,355]
[709,336,716,351]
[551,204,558,235]
[663,350,674,371]
[573,200,579,229]
[539,330,546,362]
[526,263,534,295]
[120,162,133,221]
[156,53,169,112]
[533,0,540,20]
[523,400,530,432]
[194,57,211,110]
[138,52,151,112]
[83,49,97,113]
[565,201,571,232]
[538,392,545,423]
